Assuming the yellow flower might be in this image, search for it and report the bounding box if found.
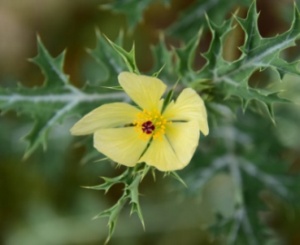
[70,72,209,171]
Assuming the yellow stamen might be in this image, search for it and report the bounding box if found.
[134,109,170,140]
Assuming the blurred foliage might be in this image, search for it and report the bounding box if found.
[1,0,300,244]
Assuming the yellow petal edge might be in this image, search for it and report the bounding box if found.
[118,72,166,111]
[163,88,209,135]
[70,103,140,135]
[94,127,149,167]
[140,121,200,171]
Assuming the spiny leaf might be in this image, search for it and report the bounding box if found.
[87,31,126,82]
[83,168,130,193]
[175,28,203,80]
[232,1,300,82]
[191,1,300,120]
[226,85,291,122]
[93,191,129,244]
[30,36,70,89]
[127,174,145,229]
[150,35,175,80]
[165,171,187,188]
[104,35,139,74]
[154,0,300,121]
[90,167,147,242]
[139,164,151,180]
[202,15,236,73]
[0,37,127,158]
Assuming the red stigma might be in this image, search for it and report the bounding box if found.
[142,121,155,134]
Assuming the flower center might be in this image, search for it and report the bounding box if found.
[134,109,169,140]
[142,121,155,134]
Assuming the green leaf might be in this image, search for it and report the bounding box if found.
[83,168,130,193]
[201,14,236,79]
[31,36,70,89]
[174,28,203,81]
[165,171,187,188]
[149,35,175,80]
[87,31,127,83]
[0,37,127,158]
[104,35,139,74]
[159,1,300,122]
[127,174,145,229]
[87,166,150,241]
[93,191,129,244]
[189,1,300,120]
[233,1,300,82]
[225,85,291,122]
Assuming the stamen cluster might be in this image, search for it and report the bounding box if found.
[134,109,169,140]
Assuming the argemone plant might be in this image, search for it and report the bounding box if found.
[1,0,300,244]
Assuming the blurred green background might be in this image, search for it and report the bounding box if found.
[1,0,300,244]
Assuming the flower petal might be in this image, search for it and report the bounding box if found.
[70,103,140,135]
[140,121,199,171]
[94,127,149,167]
[163,88,209,135]
[165,121,200,166]
[118,72,166,111]
[139,136,181,171]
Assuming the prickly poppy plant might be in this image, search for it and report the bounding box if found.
[1,0,300,244]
